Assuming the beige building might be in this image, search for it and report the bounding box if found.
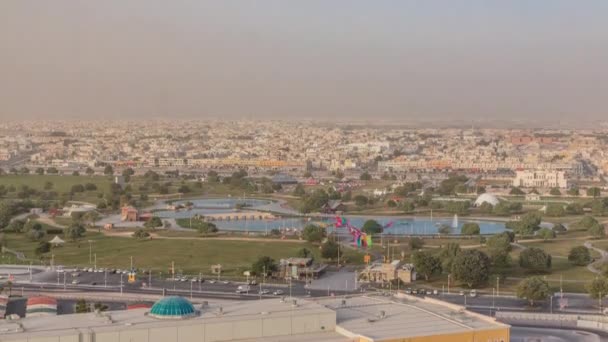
[513,169,568,189]
[0,295,509,342]
[358,260,416,284]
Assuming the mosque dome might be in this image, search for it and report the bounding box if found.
[149,296,196,319]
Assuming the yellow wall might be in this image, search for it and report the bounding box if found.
[359,327,509,342]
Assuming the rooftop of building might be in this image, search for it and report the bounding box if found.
[314,294,508,341]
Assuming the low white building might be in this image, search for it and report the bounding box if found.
[513,170,568,189]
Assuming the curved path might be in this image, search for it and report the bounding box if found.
[584,241,608,274]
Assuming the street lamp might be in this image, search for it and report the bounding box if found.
[87,240,94,265]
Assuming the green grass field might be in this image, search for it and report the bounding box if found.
[2,232,364,276]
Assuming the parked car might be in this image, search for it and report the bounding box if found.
[470,290,477,298]
[272,290,284,296]
[405,288,412,294]
[71,280,79,284]
[209,280,216,284]
[259,289,270,295]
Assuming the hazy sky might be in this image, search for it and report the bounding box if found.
[1,1,607,123]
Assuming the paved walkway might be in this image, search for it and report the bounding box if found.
[584,241,608,274]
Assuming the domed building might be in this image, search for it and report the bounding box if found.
[474,193,500,207]
[149,296,197,319]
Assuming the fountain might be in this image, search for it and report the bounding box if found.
[451,214,459,228]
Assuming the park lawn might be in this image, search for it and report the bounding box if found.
[2,232,364,276]
[590,240,608,251]
[519,239,590,257]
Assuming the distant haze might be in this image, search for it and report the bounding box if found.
[1,1,607,125]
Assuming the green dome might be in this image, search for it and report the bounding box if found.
[149,296,196,319]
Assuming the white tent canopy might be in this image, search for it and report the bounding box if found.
[49,235,65,246]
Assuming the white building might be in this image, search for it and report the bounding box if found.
[512,170,568,189]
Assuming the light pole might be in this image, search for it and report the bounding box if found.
[104,270,107,288]
[496,276,500,297]
[88,240,94,265]
[94,253,97,270]
[447,274,451,294]
[120,273,124,296]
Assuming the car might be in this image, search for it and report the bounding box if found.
[222,280,230,284]
[87,268,94,273]
[71,280,79,284]
[470,290,477,298]
[405,288,412,294]
[91,282,97,285]
[412,289,418,294]
[190,278,198,282]
[249,280,257,285]
[110,269,117,274]
[71,272,80,277]
[209,280,216,284]
[180,277,188,282]
[259,289,270,295]
[272,290,284,296]
[459,291,465,296]
[433,290,439,295]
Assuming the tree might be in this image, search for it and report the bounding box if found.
[439,242,461,270]
[302,224,325,243]
[587,187,602,198]
[34,241,51,256]
[519,247,552,273]
[567,187,580,196]
[72,171,80,176]
[509,212,542,236]
[144,217,163,229]
[195,221,218,234]
[588,277,608,299]
[461,222,480,235]
[402,200,415,213]
[6,219,25,233]
[486,233,512,267]
[451,250,490,288]
[354,195,368,207]
[386,199,397,207]
[409,237,424,250]
[103,165,114,175]
[568,246,591,266]
[44,181,54,190]
[516,276,551,306]
[509,187,525,195]
[35,167,45,175]
[296,248,312,258]
[575,216,599,230]
[359,172,372,181]
[549,188,561,196]
[19,167,30,174]
[478,202,493,214]
[299,189,329,213]
[438,224,451,235]
[537,227,556,241]
[46,167,58,174]
[85,167,95,176]
[84,183,97,191]
[132,229,150,239]
[412,251,442,281]
[362,220,382,234]
[64,222,86,241]
[321,240,340,260]
[552,223,567,233]
[75,299,90,313]
[71,184,85,193]
[589,223,606,239]
[545,203,565,217]
[251,256,278,276]
[293,184,306,197]
[565,203,584,215]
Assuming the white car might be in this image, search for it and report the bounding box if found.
[222,280,230,284]
[209,280,216,284]
[272,290,284,296]
[259,289,270,295]
[470,290,478,298]
[71,280,79,284]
